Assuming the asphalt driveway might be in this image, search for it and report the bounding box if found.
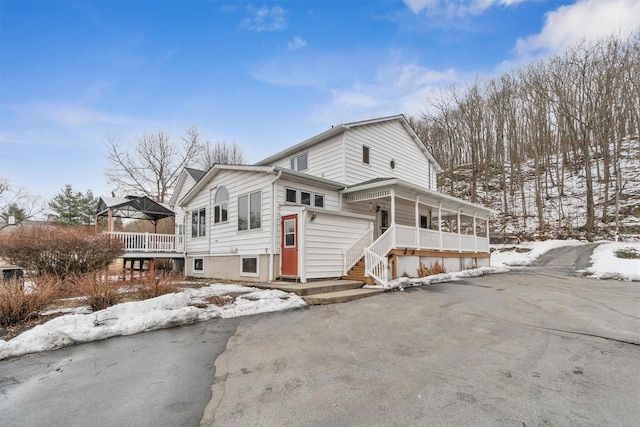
[202,247,640,426]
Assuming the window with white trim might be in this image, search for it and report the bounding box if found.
[214,186,228,224]
[194,258,204,272]
[285,187,324,208]
[241,256,258,277]
[191,208,206,237]
[290,153,308,171]
[285,188,297,204]
[300,191,311,206]
[238,191,261,231]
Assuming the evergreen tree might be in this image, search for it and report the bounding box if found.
[0,203,27,224]
[48,185,97,225]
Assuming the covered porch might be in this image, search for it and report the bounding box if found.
[341,179,495,286]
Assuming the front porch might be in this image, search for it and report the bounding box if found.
[341,179,495,286]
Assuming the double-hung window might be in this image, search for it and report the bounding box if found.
[238,191,261,231]
[191,208,206,237]
[290,153,308,171]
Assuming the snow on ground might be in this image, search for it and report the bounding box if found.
[586,242,640,281]
[2,240,637,360]
[490,239,584,267]
[0,284,305,360]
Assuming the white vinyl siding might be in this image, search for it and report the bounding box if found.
[183,169,273,256]
[304,212,372,280]
[344,121,436,189]
[273,134,345,182]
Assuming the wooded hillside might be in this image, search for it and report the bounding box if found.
[411,32,640,240]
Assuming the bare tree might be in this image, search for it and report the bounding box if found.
[0,177,42,229]
[197,139,246,170]
[104,127,203,203]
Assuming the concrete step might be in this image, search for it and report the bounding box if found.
[254,280,365,296]
[303,288,385,305]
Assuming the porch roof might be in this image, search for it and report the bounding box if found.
[342,178,498,216]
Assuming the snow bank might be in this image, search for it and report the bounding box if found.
[586,242,640,281]
[491,239,583,266]
[366,265,511,290]
[0,284,305,360]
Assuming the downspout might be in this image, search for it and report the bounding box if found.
[269,170,283,282]
[208,188,214,256]
[181,206,188,277]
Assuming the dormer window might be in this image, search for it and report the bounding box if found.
[290,153,308,171]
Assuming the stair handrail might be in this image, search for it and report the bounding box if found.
[343,225,374,275]
[364,224,396,286]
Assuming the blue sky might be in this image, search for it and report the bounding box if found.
[1,0,638,204]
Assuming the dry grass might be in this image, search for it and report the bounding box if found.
[69,274,125,312]
[0,276,58,327]
[417,260,446,277]
[134,274,178,300]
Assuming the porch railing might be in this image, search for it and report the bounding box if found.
[343,226,374,275]
[362,224,490,286]
[107,231,177,253]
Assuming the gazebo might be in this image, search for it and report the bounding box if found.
[96,195,175,233]
[96,195,181,277]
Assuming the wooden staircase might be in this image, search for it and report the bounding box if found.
[343,257,376,285]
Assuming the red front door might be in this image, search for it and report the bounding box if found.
[281,215,298,276]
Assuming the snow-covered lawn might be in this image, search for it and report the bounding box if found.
[585,242,640,281]
[0,284,305,360]
[1,240,636,360]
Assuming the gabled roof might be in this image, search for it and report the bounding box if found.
[168,167,207,206]
[185,167,206,182]
[178,164,346,206]
[255,114,443,172]
[96,195,174,221]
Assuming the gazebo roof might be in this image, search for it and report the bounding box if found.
[96,195,174,222]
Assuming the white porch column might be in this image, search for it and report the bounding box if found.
[390,188,396,225]
[457,209,462,253]
[486,215,491,253]
[438,202,443,250]
[415,196,420,249]
[473,212,477,252]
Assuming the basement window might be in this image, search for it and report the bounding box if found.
[241,256,259,277]
[194,258,204,273]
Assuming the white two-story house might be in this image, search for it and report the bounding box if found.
[169,115,495,286]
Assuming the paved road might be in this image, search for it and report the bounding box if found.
[0,318,240,427]
[1,245,638,426]
[202,245,640,426]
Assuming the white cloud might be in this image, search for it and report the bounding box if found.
[287,36,307,51]
[516,0,640,56]
[402,0,530,16]
[239,5,287,32]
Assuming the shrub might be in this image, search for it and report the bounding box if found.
[0,225,124,279]
[615,247,640,259]
[417,260,446,277]
[0,276,58,327]
[70,274,124,312]
[134,274,178,300]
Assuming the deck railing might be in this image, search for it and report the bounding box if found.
[107,231,177,253]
